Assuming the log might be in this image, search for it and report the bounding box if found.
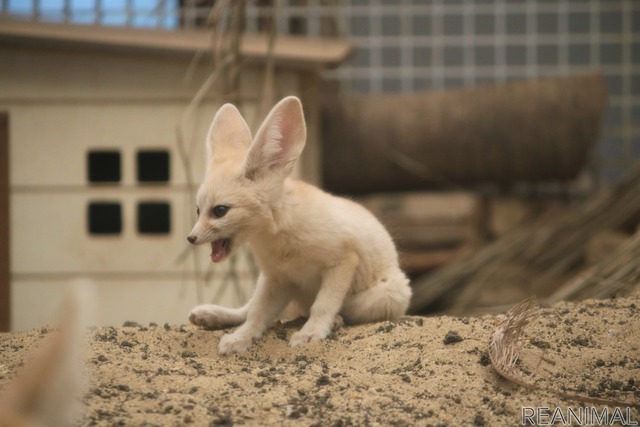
[357,192,480,249]
[399,247,469,275]
[409,168,640,313]
[322,73,607,194]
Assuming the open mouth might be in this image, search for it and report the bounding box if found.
[210,238,232,263]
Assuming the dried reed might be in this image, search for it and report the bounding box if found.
[489,298,639,408]
[411,168,640,312]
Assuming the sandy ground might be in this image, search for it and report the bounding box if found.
[1,293,639,426]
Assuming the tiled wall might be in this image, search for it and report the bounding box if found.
[327,0,639,183]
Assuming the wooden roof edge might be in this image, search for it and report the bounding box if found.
[0,18,353,69]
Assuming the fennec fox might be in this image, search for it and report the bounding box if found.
[187,96,412,355]
[0,289,88,427]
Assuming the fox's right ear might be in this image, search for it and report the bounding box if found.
[206,104,252,165]
[243,96,306,181]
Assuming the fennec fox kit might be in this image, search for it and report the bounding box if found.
[187,96,412,355]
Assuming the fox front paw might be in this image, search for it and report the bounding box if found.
[289,329,327,347]
[218,333,253,355]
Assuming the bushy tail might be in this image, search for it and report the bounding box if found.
[0,279,94,427]
[342,270,412,324]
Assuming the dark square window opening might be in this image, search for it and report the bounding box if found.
[88,202,122,235]
[137,149,170,183]
[88,150,121,183]
[138,202,171,234]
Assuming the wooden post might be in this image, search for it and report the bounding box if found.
[0,113,8,331]
[297,70,322,185]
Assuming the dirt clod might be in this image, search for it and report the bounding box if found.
[443,330,463,344]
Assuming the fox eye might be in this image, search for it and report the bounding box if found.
[211,205,230,218]
[196,206,200,216]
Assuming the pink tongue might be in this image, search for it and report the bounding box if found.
[210,240,228,263]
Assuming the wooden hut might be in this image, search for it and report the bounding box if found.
[0,19,351,330]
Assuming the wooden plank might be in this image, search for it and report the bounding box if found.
[400,247,468,274]
[11,192,261,275]
[0,112,8,331]
[0,46,260,101]
[391,224,477,250]
[12,276,256,331]
[0,19,352,69]
[358,192,481,249]
[6,104,214,187]
[359,192,479,224]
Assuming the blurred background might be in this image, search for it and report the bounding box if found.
[1,0,639,331]
[2,0,639,179]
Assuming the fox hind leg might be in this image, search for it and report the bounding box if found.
[189,304,248,329]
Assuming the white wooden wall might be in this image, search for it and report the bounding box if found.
[0,44,306,330]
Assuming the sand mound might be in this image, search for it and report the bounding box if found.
[1,294,639,426]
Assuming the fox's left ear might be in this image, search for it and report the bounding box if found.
[243,96,306,180]
[206,103,252,166]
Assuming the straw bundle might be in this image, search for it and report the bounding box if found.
[410,169,640,312]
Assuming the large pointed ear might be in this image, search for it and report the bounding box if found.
[206,103,252,165]
[243,96,306,180]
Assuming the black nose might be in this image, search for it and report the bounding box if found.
[187,235,197,244]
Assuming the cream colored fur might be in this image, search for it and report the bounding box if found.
[0,285,91,427]
[187,96,412,355]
